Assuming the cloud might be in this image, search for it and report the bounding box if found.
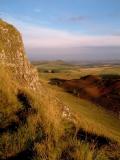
[112,32,120,36]
[57,16,88,23]
[34,8,41,13]
[108,12,120,18]
[18,23,120,48]
[1,14,120,50]
[21,26,120,49]
[66,16,88,22]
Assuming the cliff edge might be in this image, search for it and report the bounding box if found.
[0,19,40,90]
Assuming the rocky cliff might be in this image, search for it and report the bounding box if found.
[0,19,40,90]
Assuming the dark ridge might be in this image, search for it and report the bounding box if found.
[101,74,120,80]
[0,107,37,135]
[49,78,66,86]
[5,142,35,160]
[77,128,112,148]
[2,124,45,160]
[1,123,45,160]
[35,124,46,143]
[0,121,19,134]
[5,149,34,160]
[17,92,32,109]
[60,147,75,160]
[16,107,37,124]
[49,74,120,117]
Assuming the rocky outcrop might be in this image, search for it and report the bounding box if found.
[0,19,40,90]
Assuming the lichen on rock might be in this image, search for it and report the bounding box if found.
[0,19,40,90]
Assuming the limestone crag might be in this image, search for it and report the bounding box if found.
[0,19,40,90]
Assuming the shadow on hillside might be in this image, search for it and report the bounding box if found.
[0,91,37,135]
[0,121,19,134]
[6,143,35,160]
[77,128,111,148]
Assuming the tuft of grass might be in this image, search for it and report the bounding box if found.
[0,65,20,126]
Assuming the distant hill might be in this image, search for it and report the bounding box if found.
[32,59,68,66]
[50,74,120,117]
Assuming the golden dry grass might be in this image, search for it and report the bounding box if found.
[0,64,120,160]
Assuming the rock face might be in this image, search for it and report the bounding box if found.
[0,19,40,90]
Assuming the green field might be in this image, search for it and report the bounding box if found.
[36,62,120,80]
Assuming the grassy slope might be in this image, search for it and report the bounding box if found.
[54,86,120,142]
[0,65,68,160]
[1,65,104,160]
[37,62,120,143]
[0,63,120,160]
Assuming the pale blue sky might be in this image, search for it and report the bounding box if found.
[0,0,120,60]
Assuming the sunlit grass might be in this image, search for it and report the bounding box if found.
[37,63,120,143]
[0,61,120,160]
